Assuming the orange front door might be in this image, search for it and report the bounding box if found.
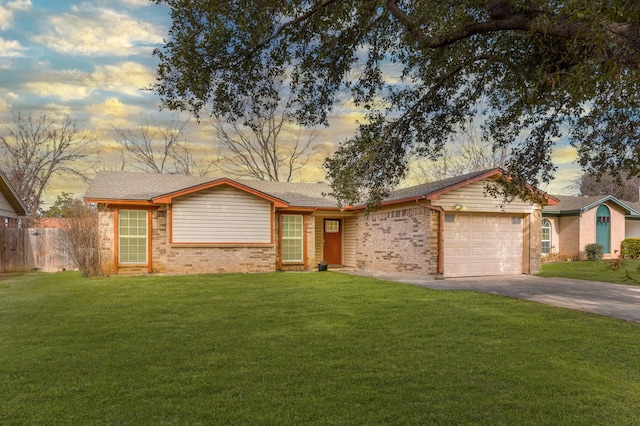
[323,219,342,265]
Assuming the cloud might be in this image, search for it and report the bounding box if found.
[8,0,31,11]
[546,165,581,195]
[119,0,151,7]
[90,61,156,97]
[24,81,91,101]
[87,97,144,129]
[551,145,578,165]
[0,37,26,58]
[18,61,156,102]
[0,97,10,113]
[31,4,165,57]
[0,0,31,29]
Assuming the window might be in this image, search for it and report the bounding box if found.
[541,219,551,255]
[511,217,522,225]
[282,215,303,263]
[119,210,148,264]
[325,220,340,233]
[444,214,455,223]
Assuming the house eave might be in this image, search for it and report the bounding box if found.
[151,178,290,208]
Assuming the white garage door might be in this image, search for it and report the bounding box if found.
[443,213,523,277]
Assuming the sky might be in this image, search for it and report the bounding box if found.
[0,0,581,208]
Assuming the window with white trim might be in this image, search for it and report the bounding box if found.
[119,210,148,264]
[541,219,551,255]
[282,215,303,263]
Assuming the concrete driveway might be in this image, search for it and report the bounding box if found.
[338,270,640,323]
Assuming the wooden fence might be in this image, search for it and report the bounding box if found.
[0,228,74,273]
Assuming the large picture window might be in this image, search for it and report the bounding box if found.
[119,210,148,264]
[282,215,303,263]
[541,219,551,255]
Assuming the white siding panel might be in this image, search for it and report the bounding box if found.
[343,217,356,267]
[315,217,323,264]
[0,191,18,219]
[433,180,536,214]
[172,185,272,243]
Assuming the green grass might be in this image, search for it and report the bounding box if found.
[2,271,640,425]
[540,259,640,285]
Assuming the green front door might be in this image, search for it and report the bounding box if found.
[595,205,611,254]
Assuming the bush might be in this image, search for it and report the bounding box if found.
[584,243,604,261]
[59,203,108,277]
[606,258,624,270]
[621,238,640,258]
[541,252,571,263]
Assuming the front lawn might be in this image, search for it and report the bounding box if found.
[2,271,640,425]
[540,259,640,285]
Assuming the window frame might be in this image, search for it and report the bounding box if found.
[541,218,552,255]
[281,214,304,264]
[118,209,149,265]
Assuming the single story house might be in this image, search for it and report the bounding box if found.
[542,195,640,259]
[0,170,27,228]
[84,168,555,278]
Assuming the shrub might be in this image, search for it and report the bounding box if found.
[584,243,604,261]
[542,252,571,263]
[606,258,624,271]
[621,238,640,259]
[59,203,108,277]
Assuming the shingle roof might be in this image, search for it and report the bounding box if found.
[386,169,496,202]
[238,180,336,208]
[83,171,215,201]
[543,195,638,215]
[83,168,509,209]
[84,171,337,207]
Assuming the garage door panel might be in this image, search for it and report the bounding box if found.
[444,213,523,278]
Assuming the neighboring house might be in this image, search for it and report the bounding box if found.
[0,170,27,228]
[84,168,554,278]
[542,195,639,259]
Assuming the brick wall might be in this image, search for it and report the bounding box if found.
[165,244,276,274]
[355,206,436,275]
[98,210,115,273]
[528,209,542,274]
[152,209,168,273]
[101,206,277,275]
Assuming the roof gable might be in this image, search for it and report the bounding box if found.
[152,178,289,207]
[367,168,556,208]
[84,169,553,211]
[543,195,637,215]
[0,170,27,216]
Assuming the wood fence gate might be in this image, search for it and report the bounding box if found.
[0,228,74,273]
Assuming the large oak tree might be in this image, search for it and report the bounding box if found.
[152,0,640,208]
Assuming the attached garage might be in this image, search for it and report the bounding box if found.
[443,213,525,278]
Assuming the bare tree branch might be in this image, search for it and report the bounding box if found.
[214,100,318,182]
[113,117,217,176]
[0,111,96,217]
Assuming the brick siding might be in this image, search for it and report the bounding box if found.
[355,206,436,276]
[528,209,542,274]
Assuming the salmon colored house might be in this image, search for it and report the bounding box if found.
[84,168,555,278]
[542,195,639,259]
